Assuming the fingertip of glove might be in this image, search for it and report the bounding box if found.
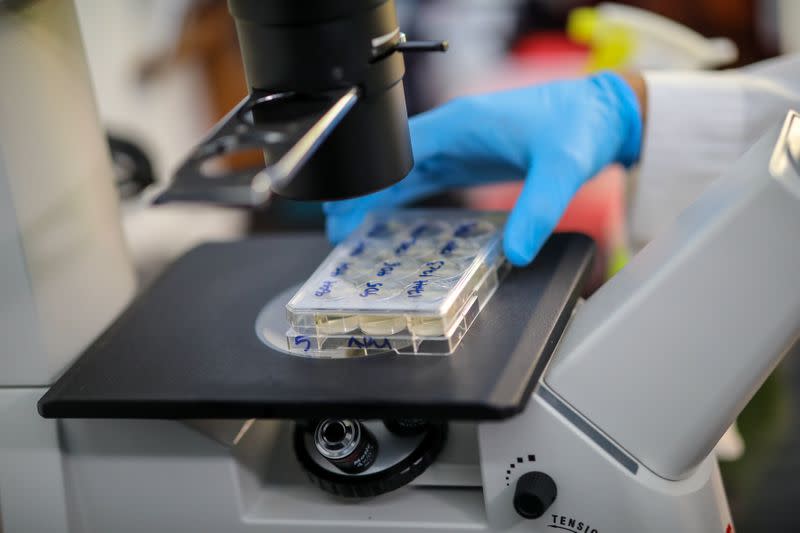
[324,218,342,244]
[322,200,352,216]
[325,216,350,244]
[503,239,534,267]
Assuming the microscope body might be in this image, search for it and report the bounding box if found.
[40,111,798,532]
[46,389,729,533]
[46,109,800,532]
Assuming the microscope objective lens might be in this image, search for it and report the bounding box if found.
[313,419,378,474]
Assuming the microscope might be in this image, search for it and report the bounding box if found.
[158,0,445,205]
[2,0,800,531]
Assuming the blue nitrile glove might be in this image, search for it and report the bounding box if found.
[324,71,642,266]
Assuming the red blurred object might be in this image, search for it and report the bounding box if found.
[512,31,588,58]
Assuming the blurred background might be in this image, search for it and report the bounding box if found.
[74,1,799,529]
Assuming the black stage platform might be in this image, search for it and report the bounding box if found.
[39,233,593,420]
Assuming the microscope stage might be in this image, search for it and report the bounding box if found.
[39,233,593,420]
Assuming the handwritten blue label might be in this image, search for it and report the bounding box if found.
[367,222,391,238]
[410,223,432,239]
[348,336,392,349]
[407,279,429,297]
[377,261,401,276]
[454,221,478,238]
[314,280,335,297]
[394,238,416,256]
[294,335,311,352]
[419,260,445,277]
[331,262,350,277]
[359,281,383,297]
[349,241,366,257]
[440,240,458,256]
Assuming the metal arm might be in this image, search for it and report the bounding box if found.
[154,87,359,207]
[546,111,800,480]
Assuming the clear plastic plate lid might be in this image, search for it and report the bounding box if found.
[285,209,508,355]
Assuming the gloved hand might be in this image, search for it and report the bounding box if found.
[324,71,643,266]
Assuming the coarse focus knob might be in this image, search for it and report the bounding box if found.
[513,472,557,519]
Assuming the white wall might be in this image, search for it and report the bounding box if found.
[74,0,211,182]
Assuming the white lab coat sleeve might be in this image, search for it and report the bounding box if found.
[629,53,800,248]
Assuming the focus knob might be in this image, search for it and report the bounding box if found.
[513,472,557,519]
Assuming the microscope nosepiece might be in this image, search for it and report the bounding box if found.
[314,418,378,474]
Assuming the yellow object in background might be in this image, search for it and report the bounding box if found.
[567,7,635,279]
[568,3,737,71]
[567,4,736,279]
[568,7,635,72]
